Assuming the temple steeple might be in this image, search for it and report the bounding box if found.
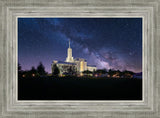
[65,39,74,62]
[69,39,70,48]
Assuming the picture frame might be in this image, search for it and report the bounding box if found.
[0,0,159,117]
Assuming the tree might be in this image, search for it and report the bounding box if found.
[82,70,92,76]
[108,69,116,77]
[31,66,37,73]
[37,62,46,76]
[53,64,60,76]
[18,63,22,72]
[18,63,23,78]
[95,69,107,75]
[122,70,134,78]
[67,66,77,75]
[30,66,38,77]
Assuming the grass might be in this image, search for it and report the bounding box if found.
[18,76,142,100]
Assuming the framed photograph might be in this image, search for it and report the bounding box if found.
[0,0,159,118]
[18,17,142,100]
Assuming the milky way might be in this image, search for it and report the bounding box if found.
[18,18,142,73]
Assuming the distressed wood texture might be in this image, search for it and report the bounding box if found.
[0,0,160,118]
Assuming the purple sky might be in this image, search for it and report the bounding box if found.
[18,18,142,73]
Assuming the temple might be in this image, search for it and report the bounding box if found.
[51,40,96,76]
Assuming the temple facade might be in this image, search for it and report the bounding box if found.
[51,40,96,75]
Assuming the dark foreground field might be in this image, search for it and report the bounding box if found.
[18,76,142,100]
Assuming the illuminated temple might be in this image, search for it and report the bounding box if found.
[51,40,97,75]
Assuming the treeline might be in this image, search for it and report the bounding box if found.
[82,69,134,78]
[52,64,135,78]
[18,62,47,78]
[18,62,137,79]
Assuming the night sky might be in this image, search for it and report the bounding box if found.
[18,18,142,73]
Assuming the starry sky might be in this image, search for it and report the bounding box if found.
[18,18,142,73]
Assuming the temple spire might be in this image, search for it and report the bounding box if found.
[66,39,74,62]
[69,39,70,48]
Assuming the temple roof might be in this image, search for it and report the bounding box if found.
[87,65,96,67]
[57,61,76,65]
[74,58,87,61]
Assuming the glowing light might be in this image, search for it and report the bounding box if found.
[32,74,35,77]
[59,74,65,77]
[80,73,83,76]
[80,61,84,72]
[95,74,98,77]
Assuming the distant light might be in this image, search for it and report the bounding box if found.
[22,74,25,77]
[32,74,35,77]
[95,74,98,77]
